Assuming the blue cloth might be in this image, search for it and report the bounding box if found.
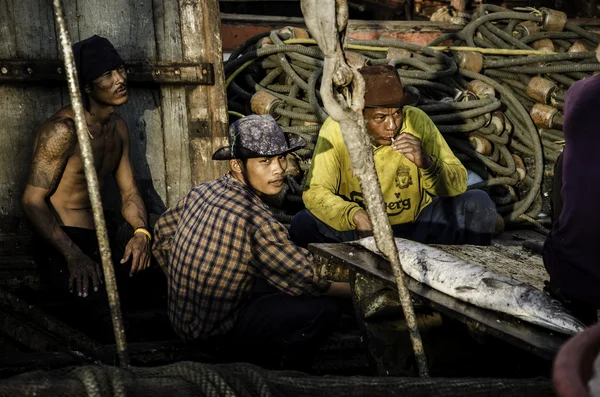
[289,190,497,247]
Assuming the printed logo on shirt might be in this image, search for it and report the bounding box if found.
[349,191,412,217]
[387,197,411,216]
[395,164,413,189]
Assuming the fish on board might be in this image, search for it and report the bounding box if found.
[352,237,585,335]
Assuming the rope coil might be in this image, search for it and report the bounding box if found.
[225,5,598,228]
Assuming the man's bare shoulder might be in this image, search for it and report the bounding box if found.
[110,113,129,140]
[40,116,77,143]
[41,106,77,137]
[27,110,79,189]
[35,110,78,159]
[50,106,76,123]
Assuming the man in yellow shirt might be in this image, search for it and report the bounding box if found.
[290,65,496,247]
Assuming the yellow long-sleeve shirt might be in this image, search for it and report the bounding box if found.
[303,106,467,231]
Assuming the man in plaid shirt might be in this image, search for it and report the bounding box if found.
[153,115,349,369]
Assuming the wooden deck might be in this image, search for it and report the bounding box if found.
[442,231,547,291]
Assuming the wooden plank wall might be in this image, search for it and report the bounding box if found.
[180,0,229,188]
[0,0,227,239]
[0,0,63,235]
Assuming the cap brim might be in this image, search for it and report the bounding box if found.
[212,146,233,160]
[211,134,306,161]
[364,92,419,108]
[286,134,307,153]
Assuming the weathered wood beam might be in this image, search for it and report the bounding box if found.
[309,243,567,360]
[220,15,600,52]
[0,60,214,85]
[0,287,105,361]
[220,12,305,25]
[180,0,229,186]
[152,0,192,207]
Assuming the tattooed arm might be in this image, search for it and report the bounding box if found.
[114,119,150,275]
[22,117,102,297]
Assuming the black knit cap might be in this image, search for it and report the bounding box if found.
[72,35,125,110]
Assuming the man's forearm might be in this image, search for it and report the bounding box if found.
[421,160,467,197]
[121,190,148,229]
[23,202,83,260]
[324,282,351,297]
[303,188,362,231]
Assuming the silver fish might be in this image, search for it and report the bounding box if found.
[354,237,585,335]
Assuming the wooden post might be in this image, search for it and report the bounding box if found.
[0,0,63,234]
[153,0,192,207]
[153,0,227,207]
[179,0,229,187]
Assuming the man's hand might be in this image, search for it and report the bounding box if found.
[391,133,433,169]
[324,282,352,298]
[66,253,103,298]
[353,209,374,238]
[121,232,151,276]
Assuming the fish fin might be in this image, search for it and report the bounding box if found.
[482,277,519,288]
[455,286,477,292]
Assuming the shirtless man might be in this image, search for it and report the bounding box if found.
[22,35,151,303]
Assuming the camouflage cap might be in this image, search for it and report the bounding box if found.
[212,114,306,160]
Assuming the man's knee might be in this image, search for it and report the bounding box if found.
[295,295,340,321]
[456,190,498,244]
[291,209,317,230]
[287,296,341,342]
[290,209,348,247]
[290,209,316,247]
[315,296,342,324]
[461,189,495,210]
[461,190,496,221]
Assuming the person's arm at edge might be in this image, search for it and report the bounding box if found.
[152,193,188,275]
[302,119,363,231]
[412,108,467,197]
[21,117,102,295]
[253,221,353,296]
[113,119,151,274]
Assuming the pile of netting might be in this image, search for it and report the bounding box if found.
[224,5,600,231]
[0,361,554,397]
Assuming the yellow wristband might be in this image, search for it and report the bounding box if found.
[134,227,152,240]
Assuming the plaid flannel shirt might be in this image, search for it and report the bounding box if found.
[153,173,330,341]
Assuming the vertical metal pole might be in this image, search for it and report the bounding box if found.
[51,0,129,366]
